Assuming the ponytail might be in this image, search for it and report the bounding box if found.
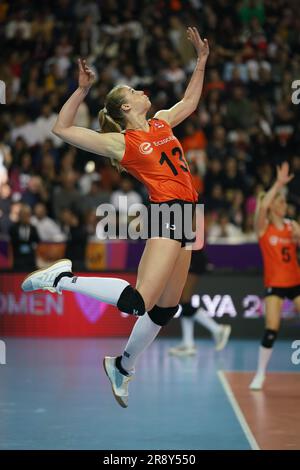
[98,108,122,133]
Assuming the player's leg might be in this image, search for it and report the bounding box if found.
[169,272,198,356]
[250,294,283,390]
[119,245,192,373]
[21,238,181,318]
[104,237,184,407]
[21,259,145,315]
[170,248,205,356]
[193,308,232,351]
[170,247,231,355]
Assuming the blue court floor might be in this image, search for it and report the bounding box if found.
[0,338,297,450]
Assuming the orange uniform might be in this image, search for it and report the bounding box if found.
[259,220,300,287]
[120,118,198,203]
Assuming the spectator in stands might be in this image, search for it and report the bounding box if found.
[9,204,40,271]
[10,152,34,199]
[39,152,57,191]
[22,175,49,209]
[181,121,207,176]
[242,212,257,242]
[226,86,256,130]
[204,158,223,195]
[228,189,245,229]
[52,170,82,220]
[59,208,88,270]
[110,174,143,225]
[0,183,12,235]
[222,157,247,193]
[31,202,65,242]
[83,180,111,211]
[207,210,243,243]
[205,183,229,213]
[0,142,12,185]
[206,126,229,161]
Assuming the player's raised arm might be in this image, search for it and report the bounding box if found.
[154,27,209,128]
[52,58,125,161]
[255,162,294,237]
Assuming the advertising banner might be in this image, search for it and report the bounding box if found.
[1,273,299,337]
[0,273,136,337]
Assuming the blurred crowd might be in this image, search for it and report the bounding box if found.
[1,0,300,269]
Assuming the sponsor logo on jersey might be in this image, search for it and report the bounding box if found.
[139,136,177,154]
[153,135,176,146]
[269,235,290,246]
[139,142,153,154]
[269,236,278,246]
[153,121,165,128]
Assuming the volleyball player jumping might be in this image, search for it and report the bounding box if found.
[21,28,209,407]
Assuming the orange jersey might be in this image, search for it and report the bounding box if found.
[259,220,300,287]
[120,118,198,203]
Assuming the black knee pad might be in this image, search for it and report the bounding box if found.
[148,304,179,326]
[181,302,197,317]
[117,285,145,316]
[261,328,278,348]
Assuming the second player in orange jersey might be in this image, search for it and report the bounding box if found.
[250,162,300,390]
[259,219,300,288]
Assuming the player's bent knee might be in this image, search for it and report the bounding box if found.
[261,328,278,348]
[148,304,179,326]
[117,285,146,316]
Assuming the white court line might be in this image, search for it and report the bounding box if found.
[217,370,260,450]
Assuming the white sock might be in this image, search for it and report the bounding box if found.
[256,346,273,376]
[194,308,221,336]
[181,317,195,347]
[57,276,129,305]
[121,313,161,372]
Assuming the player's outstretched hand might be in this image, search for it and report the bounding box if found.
[78,58,96,90]
[187,27,209,60]
[276,161,294,186]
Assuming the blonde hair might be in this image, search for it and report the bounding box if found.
[98,85,128,173]
[255,189,286,222]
